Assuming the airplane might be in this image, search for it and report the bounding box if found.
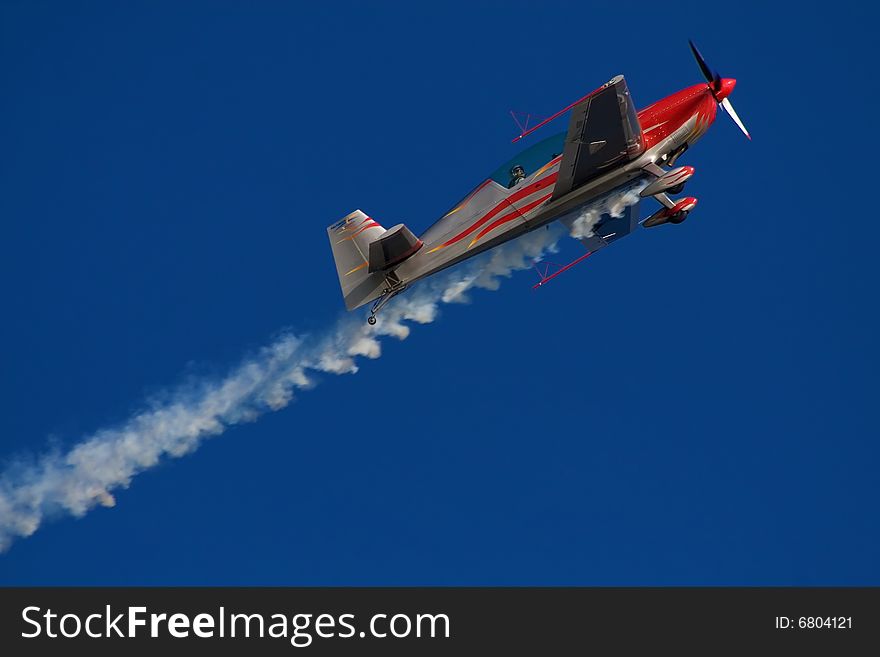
[327,41,749,325]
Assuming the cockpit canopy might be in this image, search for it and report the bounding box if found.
[489,132,565,187]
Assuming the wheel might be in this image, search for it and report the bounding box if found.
[668,211,688,225]
[367,316,377,325]
[667,183,685,194]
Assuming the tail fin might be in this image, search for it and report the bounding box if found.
[327,210,386,310]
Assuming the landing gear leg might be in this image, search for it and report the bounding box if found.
[367,273,408,326]
[665,143,689,168]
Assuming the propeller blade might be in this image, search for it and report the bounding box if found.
[689,39,717,88]
[720,97,751,140]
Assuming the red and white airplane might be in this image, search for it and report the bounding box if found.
[328,41,749,324]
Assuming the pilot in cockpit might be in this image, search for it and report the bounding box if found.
[507,164,526,188]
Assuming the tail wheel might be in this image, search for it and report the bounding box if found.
[367,316,377,325]
[668,211,688,224]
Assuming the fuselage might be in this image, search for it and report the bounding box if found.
[392,81,723,287]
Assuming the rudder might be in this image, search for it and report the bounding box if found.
[327,210,386,310]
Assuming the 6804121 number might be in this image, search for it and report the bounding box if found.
[799,616,852,629]
[775,616,852,629]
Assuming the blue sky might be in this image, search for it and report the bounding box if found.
[1,1,876,584]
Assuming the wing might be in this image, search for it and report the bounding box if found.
[551,75,644,200]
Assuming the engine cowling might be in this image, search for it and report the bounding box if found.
[640,165,696,197]
[642,197,698,228]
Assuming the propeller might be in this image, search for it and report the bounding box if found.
[688,40,751,140]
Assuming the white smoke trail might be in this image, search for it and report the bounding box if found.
[566,181,646,240]
[0,189,638,552]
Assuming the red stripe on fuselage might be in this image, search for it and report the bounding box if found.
[438,172,559,249]
[444,179,493,217]
[470,192,553,246]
